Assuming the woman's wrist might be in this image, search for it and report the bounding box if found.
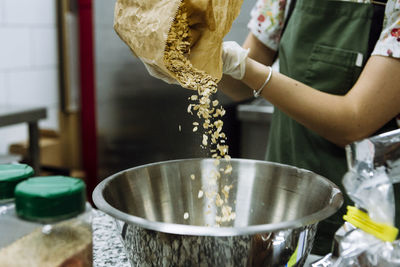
[242,58,272,97]
[253,66,272,98]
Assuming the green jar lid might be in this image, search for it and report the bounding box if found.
[15,176,86,223]
[0,164,34,200]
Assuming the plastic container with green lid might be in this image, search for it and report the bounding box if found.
[0,176,93,267]
[0,164,34,205]
[15,176,87,223]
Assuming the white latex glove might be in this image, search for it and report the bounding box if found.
[143,61,178,85]
[222,41,249,80]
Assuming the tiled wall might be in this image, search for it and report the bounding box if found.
[0,0,59,154]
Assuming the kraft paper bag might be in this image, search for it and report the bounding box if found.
[114,0,243,83]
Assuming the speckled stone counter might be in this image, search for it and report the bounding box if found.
[93,210,131,267]
[92,209,322,267]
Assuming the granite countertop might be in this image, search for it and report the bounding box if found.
[93,210,130,267]
[92,210,322,267]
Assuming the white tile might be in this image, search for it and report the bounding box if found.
[31,27,58,67]
[4,0,56,25]
[0,124,28,155]
[39,105,59,130]
[0,28,31,70]
[0,1,5,24]
[0,72,7,104]
[7,68,59,107]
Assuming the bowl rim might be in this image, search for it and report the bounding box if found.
[92,158,343,236]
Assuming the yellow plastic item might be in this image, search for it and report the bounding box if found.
[343,206,398,242]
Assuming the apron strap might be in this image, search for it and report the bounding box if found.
[282,0,297,37]
[272,0,297,62]
[368,0,387,56]
[371,0,387,6]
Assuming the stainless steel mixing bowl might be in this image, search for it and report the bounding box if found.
[93,158,343,266]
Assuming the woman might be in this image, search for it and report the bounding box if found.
[220,0,400,255]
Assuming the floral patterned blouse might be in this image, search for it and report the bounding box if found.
[248,0,400,127]
[248,0,400,58]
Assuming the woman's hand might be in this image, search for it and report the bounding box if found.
[218,33,277,101]
[221,41,249,80]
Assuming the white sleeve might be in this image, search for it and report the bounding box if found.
[371,0,400,58]
[247,0,290,51]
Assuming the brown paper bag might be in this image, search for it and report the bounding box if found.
[114,0,243,83]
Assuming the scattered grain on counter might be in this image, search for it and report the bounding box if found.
[0,220,92,267]
[183,212,189,220]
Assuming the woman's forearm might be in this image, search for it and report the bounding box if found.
[241,56,400,147]
[217,33,400,146]
[218,75,253,101]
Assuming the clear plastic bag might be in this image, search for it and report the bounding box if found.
[313,129,400,267]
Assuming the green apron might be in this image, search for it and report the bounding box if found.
[266,0,398,255]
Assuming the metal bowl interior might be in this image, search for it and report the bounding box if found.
[93,158,343,236]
